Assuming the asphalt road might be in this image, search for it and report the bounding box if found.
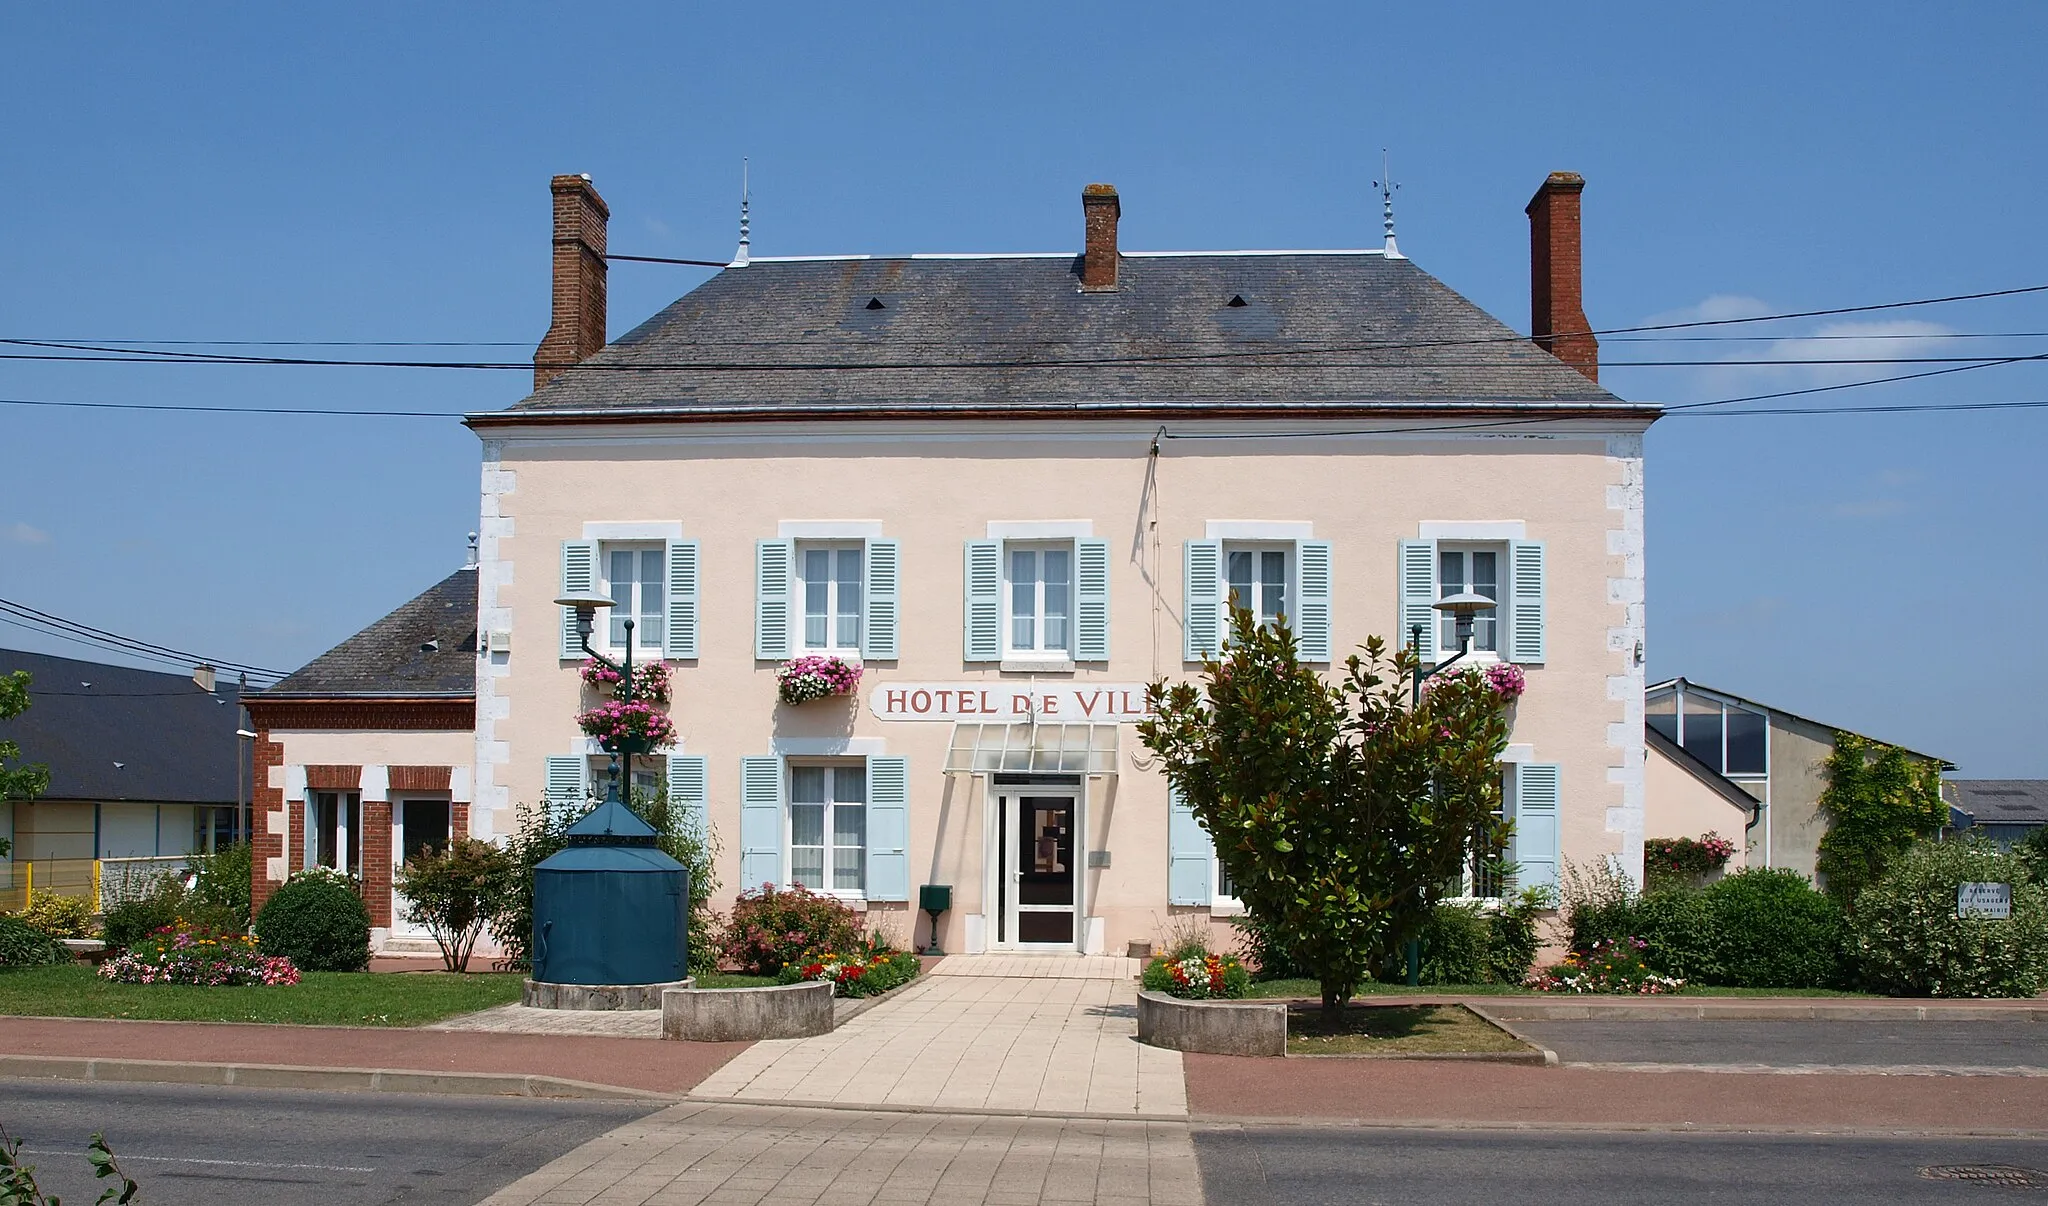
[1195,1126,2048,1205]
[1510,1019,2048,1067]
[1,1079,658,1206]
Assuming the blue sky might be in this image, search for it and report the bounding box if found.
[2,3,2043,773]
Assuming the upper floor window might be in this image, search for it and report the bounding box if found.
[603,543,665,651]
[1437,543,1502,654]
[799,542,864,654]
[1648,686,1767,777]
[1007,542,1073,656]
[1225,544,1289,628]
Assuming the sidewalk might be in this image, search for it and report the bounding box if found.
[0,1015,745,1096]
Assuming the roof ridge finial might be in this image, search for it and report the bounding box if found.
[731,157,751,267]
[1374,149,1403,260]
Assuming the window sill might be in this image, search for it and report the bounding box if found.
[793,651,864,665]
[1209,900,1246,917]
[1000,656,1076,674]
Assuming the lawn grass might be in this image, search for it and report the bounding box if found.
[1285,1004,1531,1056]
[0,964,526,1026]
[1248,978,1872,1000]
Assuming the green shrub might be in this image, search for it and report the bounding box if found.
[18,893,95,939]
[0,913,68,967]
[101,878,188,953]
[1414,903,1490,985]
[255,868,372,972]
[716,884,861,976]
[1142,950,1252,999]
[2018,827,2048,885]
[1484,889,1550,984]
[1631,889,1725,982]
[395,838,512,972]
[1229,910,1312,981]
[188,843,253,928]
[1850,838,2048,998]
[1701,867,1844,989]
[1562,857,1643,953]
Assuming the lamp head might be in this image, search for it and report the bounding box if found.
[553,591,616,638]
[1433,591,1497,643]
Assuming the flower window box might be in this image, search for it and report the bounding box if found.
[777,655,863,706]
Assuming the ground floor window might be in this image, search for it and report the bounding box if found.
[789,762,865,895]
[192,806,240,854]
[307,791,361,874]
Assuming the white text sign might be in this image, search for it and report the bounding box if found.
[1957,882,2012,920]
[870,682,1152,723]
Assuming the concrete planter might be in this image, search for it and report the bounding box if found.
[1136,990,1286,1057]
[662,978,835,1042]
[523,978,693,1011]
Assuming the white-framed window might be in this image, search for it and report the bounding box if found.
[1214,858,1241,909]
[1006,541,1074,656]
[1647,686,1767,778]
[601,543,666,652]
[307,790,361,874]
[1437,543,1503,654]
[1224,543,1290,628]
[798,542,864,654]
[1449,772,1510,901]
[582,756,662,804]
[789,762,867,896]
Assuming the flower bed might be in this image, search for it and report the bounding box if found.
[1142,951,1252,1000]
[776,655,862,705]
[99,921,300,987]
[1530,937,1684,995]
[575,699,677,751]
[777,945,920,998]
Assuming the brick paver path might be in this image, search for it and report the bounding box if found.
[695,956,1185,1117]
[478,1101,1204,1206]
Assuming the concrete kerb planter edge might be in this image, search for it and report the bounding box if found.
[523,978,693,1011]
[1136,989,1287,1057]
[663,978,835,1042]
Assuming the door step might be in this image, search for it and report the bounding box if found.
[377,937,443,957]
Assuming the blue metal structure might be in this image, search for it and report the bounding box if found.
[531,798,689,986]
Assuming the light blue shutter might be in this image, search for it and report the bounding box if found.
[560,540,598,659]
[1511,762,1562,894]
[863,537,900,660]
[1295,539,1333,663]
[667,754,708,839]
[755,539,794,661]
[963,539,1001,661]
[1074,538,1110,662]
[1398,539,1438,662]
[739,756,783,889]
[1508,540,1547,665]
[544,755,589,809]
[1167,785,1214,906]
[665,539,700,659]
[1184,540,1223,660]
[866,755,910,901]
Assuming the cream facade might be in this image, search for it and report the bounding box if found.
[470,418,1649,954]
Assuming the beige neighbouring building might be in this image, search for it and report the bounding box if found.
[443,170,1658,958]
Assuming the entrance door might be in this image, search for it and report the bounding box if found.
[392,799,451,937]
[997,793,1077,947]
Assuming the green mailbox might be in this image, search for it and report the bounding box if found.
[919,883,952,956]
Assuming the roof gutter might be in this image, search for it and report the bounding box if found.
[466,398,1662,430]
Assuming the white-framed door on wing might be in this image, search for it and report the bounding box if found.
[391,798,452,938]
[992,786,1080,949]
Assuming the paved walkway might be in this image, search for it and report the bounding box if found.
[479,1100,1203,1206]
[427,1002,663,1038]
[696,956,1186,1117]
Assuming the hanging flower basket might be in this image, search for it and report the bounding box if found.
[777,655,863,705]
[580,658,671,704]
[576,699,678,751]
[1483,662,1527,700]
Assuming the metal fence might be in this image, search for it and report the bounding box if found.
[0,856,191,913]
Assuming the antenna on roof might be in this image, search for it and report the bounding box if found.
[1374,149,1403,260]
[731,157,751,268]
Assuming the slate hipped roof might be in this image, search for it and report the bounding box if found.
[1945,780,2048,828]
[0,649,242,804]
[256,569,477,698]
[480,252,1649,421]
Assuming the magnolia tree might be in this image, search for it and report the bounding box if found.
[1139,606,1517,1022]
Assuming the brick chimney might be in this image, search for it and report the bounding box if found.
[533,174,610,391]
[1525,171,1598,382]
[1081,183,1120,291]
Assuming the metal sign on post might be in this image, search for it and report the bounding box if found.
[1957,882,2012,920]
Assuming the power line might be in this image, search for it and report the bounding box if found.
[0,396,460,418]
[0,597,285,679]
[605,253,733,268]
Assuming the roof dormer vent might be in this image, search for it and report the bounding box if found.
[865,296,886,310]
[1226,294,1248,308]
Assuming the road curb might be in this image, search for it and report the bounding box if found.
[683,1094,1191,1124]
[0,1054,679,1102]
[1184,1114,2048,1139]
[1464,1006,1561,1065]
[1470,1001,2048,1022]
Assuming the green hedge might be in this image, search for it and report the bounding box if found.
[255,870,371,972]
[1850,839,2048,998]
[1567,864,1845,990]
[0,913,69,968]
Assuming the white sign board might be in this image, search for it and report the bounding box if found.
[1957,882,2012,920]
[870,682,1152,723]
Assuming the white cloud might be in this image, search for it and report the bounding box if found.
[4,522,49,545]
[1640,295,1775,328]
[1623,294,1959,404]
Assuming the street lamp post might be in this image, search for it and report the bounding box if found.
[1402,591,1500,984]
[555,591,638,810]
